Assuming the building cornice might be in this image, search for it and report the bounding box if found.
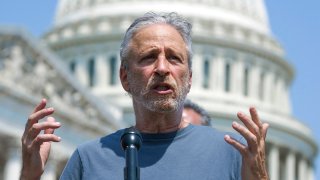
[192,35,294,83]
[0,26,126,134]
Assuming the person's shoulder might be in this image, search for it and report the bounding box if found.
[192,125,244,143]
[190,125,222,136]
[77,129,124,152]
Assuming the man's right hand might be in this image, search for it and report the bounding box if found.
[20,99,61,180]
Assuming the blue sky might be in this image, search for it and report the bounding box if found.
[266,1,320,178]
[1,0,319,178]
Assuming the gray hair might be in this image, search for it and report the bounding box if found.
[184,99,211,126]
[120,12,193,69]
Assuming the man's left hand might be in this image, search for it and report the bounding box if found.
[224,107,269,180]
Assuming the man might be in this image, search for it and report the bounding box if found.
[21,12,269,179]
[183,99,211,126]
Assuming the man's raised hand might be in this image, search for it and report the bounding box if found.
[20,99,61,180]
[224,107,269,180]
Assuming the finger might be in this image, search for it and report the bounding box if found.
[232,121,258,152]
[45,128,54,135]
[237,112,259,137]
[28,119,61,139]
[262,123,269,140]
[32,99,47,114]
[32,134,61,147]
[249,107,262,128]
[26,108,55,130]
[224,135,247,155]
[44,117,59,134]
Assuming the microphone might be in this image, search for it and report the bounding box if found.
[120,127,143,180]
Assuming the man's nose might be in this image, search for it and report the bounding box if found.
[154,56,170,76]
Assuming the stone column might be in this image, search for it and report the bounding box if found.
[192,53,203,90]
[298,158,307,180]
[274,78,282,109]
[308,164,315,180]
[248,64,260,100]
[4,144,21,180]
[211,53,225,93]
[285,151,296,180]
[75,57,89,86]
[279,80,291,114]
[264,71,274,105]
[115,54,121,87]
[95,53,108,88]
[106,53,115,87]
[226,60,234,93]
[268,145,279,180]
[209,55,216,91]
[232,56,244,96]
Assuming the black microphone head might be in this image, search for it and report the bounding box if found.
[121,127,143,150]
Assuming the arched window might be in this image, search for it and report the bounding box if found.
[109,55,117,85]
[203,58,210,89]
[88,58,95,87]
[225,63,231,92]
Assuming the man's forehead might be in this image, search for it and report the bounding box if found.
[132,24,183,41]
[129,24,187,53]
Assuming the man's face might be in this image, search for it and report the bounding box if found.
[120,24,192,112]
[182,108,203,125]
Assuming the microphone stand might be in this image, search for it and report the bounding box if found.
[121,127,142,180]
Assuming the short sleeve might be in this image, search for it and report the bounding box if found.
[59,149,83,180]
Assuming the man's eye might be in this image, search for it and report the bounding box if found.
[168,55,181,62]
[140,55,156,63]
[139,55,156,64]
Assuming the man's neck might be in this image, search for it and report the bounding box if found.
[133,102,189,134]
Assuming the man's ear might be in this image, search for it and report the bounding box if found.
[120,66,130,92]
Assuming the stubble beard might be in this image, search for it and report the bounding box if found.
[128,71,190,113]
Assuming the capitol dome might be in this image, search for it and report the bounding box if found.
[41,0,317,179]
[53,0,271,35]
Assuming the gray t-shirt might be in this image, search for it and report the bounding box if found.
[60,125,243,180]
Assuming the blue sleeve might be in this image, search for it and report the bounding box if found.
[59,149,83,180]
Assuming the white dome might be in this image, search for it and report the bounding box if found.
[46,0,284,63]
[54,0,270,35]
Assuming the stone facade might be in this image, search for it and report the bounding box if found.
[0,27,124,179]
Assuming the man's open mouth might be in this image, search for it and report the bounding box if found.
[151,83,174,94]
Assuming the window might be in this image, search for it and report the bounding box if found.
[225,63,231,92]
[109,56,117,85]
[70,60,76,73]
[203,58,210,89]
[88,58,95,87]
